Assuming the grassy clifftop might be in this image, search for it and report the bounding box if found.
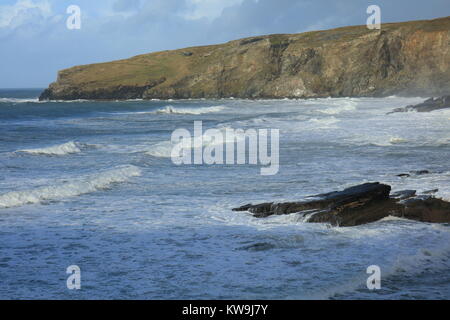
[40,16,450,100]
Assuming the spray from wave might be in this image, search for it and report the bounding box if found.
[0,165,141,209]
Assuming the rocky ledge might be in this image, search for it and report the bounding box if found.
[232,182,450,227]
[40,16,450,101]
[389,95,450,113]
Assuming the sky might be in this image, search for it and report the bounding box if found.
[0,0,449,88]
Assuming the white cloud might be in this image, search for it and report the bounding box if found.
[0,0,52,29]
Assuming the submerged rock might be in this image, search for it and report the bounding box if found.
[233,183,450,227]
[396,170,431,178]
[389,95,450,113]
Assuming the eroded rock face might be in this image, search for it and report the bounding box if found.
[233,183,450,227]
[389,95,450,113]
[40,16,450,101]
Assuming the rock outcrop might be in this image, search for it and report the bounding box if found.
[389,95,450,113]
[232,182,450,227]
[40,16,450,101]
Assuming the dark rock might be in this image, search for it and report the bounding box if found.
[389,95,450,113]
[181,51,193,57]
[397,173,410,178]
[307,198,400,227]
[233,183,394,226]
[233,183,450,227]
[232,203,253,212]
[391,190,416,199]
[397,170,431,177]
[393,197,450,223]
[423,189,439,195]
[411,170,430,175]
[39,77,166,101]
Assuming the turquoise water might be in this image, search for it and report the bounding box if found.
[0,89,449,299]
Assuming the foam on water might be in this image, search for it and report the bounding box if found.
[155,105,226,115]
[308,116,341,127]
[317,100,357,114]
[17,141,84,156]
[0,98,40,103]
[145,141,174,158]
[0,165,141,209]
[146,126,245,158]
[1,93,450,299]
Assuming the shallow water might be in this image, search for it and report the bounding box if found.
[0,89,449,299]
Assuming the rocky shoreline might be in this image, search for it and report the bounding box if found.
[39,16,450,101]
[389,95,450,113]
[233,182,450,227]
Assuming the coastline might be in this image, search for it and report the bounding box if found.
[39,16,450,102]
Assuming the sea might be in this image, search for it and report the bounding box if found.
[0,88,449,299]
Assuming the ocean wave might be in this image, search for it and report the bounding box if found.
[308,116,340,126]
[17,141,84,156]
[350,135,448,148]
[389,170,450,202]
[145,141,174,158]
[0,165,141,209]
[0,98,40,103]
[1,98,91,104]
[155,105,226,115]
[146,126,245,158]
[363,136,409,147]
[317,101,357,115]
[389,137,408,144]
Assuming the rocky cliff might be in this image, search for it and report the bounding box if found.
[40,16,450,101]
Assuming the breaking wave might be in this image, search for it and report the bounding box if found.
[0,98,40,103]
[146,126,244,158]
[318,101,357,115]
[17,141,84,156]
[155,105,226,115]
[0,165,141,209]
[308,116,340,126]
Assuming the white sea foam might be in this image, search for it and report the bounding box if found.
[388,170,450,202]
[155,105,226,115]
[17,141,83,156]
[145,141,174,158]
[0,165,141,209]
[389,137,408,144]
[0,98,40,103]
[318,101,357,114]
[308,116,340,126]
[146,126,245,158]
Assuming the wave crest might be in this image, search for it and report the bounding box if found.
[318,101,357,115]
[17,141,84,156]
[0,165,141,209]
[155,105,226,115]
[0,98,40,103]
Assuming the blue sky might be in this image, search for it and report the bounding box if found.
[0,0,449,88]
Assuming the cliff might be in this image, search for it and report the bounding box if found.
[40,16,450,101]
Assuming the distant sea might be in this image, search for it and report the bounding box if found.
[1,88,449,299]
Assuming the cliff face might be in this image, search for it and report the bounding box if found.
[40,17,450,101]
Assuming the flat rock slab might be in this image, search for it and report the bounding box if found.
[233,182,450,227]
[389,95,450,113]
